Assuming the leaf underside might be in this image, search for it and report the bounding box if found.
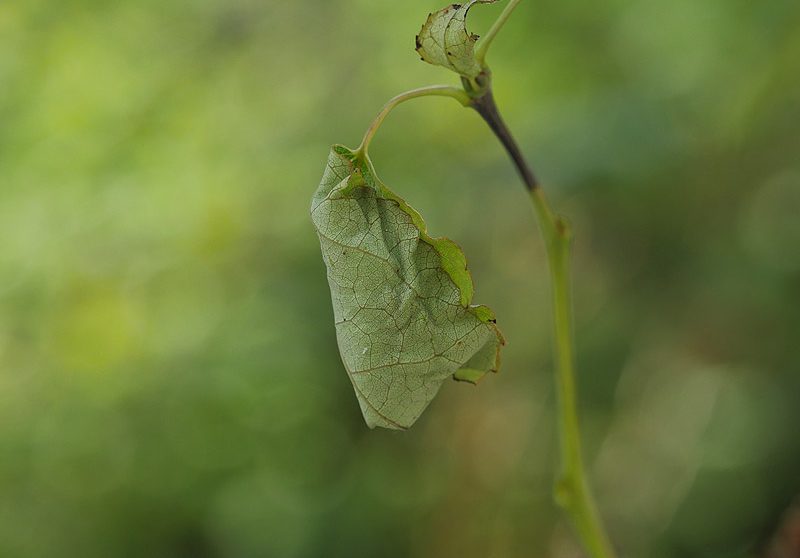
[311,146,504,430]
[415,0,497,78]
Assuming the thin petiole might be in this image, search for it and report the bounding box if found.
[475,0,524,65]
[355,85,470,157]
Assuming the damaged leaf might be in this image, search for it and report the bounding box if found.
[415,0,497,78]
[311,146,504,430]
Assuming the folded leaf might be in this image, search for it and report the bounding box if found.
[311,146,504,430]
[415,0,497,78]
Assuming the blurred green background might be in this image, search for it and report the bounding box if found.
[1,0,799,557]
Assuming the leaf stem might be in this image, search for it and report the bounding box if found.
[473,90,617,558]
[475,0,524,65]
[355,85,470,157]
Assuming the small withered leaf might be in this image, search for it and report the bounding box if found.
[415,0,497,78]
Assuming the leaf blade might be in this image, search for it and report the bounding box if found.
[311,146,504,429]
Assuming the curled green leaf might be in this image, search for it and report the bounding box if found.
[415,0,497,79]
[311,146,504,430]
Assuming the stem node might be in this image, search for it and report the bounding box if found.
[554,476,577,508]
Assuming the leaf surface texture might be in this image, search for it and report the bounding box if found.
[311,146,504,429]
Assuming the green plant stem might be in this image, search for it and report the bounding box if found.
[355,63,617,557]
[355,85,470,157]
[533,191,616,558]
[475,0,523,65]
[472,91,616,558]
